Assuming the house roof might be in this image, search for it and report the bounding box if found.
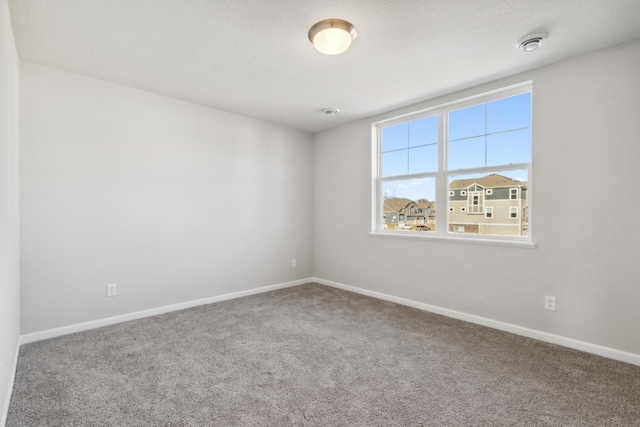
[415,199,435,210]
[383,198,415,213]
[449,174,527,190]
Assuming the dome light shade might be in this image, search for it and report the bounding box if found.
[308,19,357,55]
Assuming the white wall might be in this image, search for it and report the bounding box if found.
[0,0,20,423]
[313,40,640,356]
[20,63,313,334]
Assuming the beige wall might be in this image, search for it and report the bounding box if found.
[313,40,640,356]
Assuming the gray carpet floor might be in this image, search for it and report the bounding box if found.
[7,283,640,426]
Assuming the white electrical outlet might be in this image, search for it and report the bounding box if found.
[107,283,117,297]
[291,259,297,268]
[544,295,556,311]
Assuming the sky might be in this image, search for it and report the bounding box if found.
[382,92,531,201]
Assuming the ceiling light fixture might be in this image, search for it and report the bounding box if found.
[324,108,340,117]
[518,34,547,52]
[308,19,357,55]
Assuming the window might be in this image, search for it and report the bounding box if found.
[467,190,484,214]
[373,82,532,244]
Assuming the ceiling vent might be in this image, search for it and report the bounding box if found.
[518,34,546,52]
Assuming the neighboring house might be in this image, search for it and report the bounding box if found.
[448,174,528,236]
[415,199,436,230]
[383,198,435,230]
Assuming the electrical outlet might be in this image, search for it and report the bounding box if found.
[0,361,3,383]
[107,283,117,297]
[544,295,556,311]
[291,259,297,268]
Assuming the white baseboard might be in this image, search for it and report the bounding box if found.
[20,278,312,345]
[17,275,640,367]
[1,336,20,427]
[312,277,640,367]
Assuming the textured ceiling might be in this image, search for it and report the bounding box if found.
[8,0,640,133]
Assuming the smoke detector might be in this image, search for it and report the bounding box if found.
[518,34,546,52]
[324,108,340,117]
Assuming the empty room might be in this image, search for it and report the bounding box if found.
[1,1,640,426]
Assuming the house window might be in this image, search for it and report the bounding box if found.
[509,207,518,219]
[373,82,532,244]
[467,191,484,214]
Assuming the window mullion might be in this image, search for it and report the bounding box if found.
[435,107,447,237]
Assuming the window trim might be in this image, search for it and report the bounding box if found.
[371,81,534,248]
[485,206,493,218]
[509,206,519,219]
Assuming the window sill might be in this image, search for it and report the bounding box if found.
[368,231,536,249]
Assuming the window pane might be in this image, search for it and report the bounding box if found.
[448,104,485,141]
[382,150,407,177]
[487,93,531,134]
[487,128,531,166]
[409,116,438,147]
[448,170,528,237]
[409,145,437,174]
[382,178,436,232]
[382,123,408,152]
[448,136,485,170]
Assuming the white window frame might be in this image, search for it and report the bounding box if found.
[485,207,493,218]
[486,189,493,195]
[370,82,534,248]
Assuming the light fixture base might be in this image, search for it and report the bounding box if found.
[324,108,340,117]
[309,19,357,55]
